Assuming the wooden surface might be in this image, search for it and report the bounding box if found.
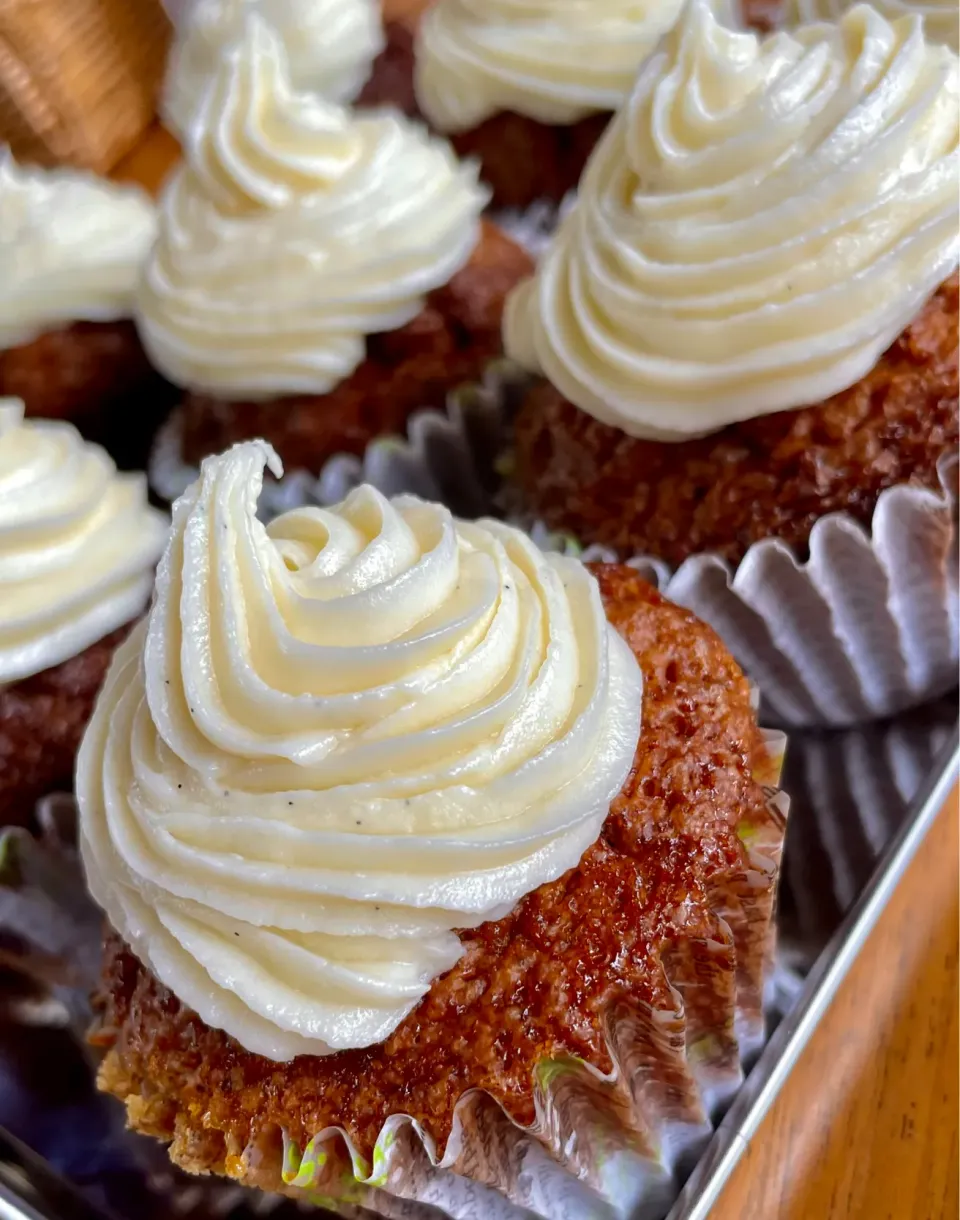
[112,111,960,1220]
[713,783,959,1220]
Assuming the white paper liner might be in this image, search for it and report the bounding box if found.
[147,362,531,519]
[490,194,574,263]
[776,696,957,970]
[237,363,954,730]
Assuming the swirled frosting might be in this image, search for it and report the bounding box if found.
[0,400,167,684]
[77,443,642,1060]
[783,0,957,54]
[504,2,960,441]
[162,0,385,137]
[0,151,157,350]
[415,0,686,131]
[137,15,486,399]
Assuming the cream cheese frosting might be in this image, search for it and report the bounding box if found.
[415,0,686,132]
[0,151,157,350]
[77,442,643,1061]
[504,2,960,441]
[0,399,167,685]
[138,15,487,400]
[162,0,385,137]
[783,0,958,54]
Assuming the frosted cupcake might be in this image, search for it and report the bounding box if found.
[162,0,386,136]
[140,16,532,491]
[0,399,167,825]
[413,0,772,209]
[505,2,958,565]
[782,0,957,50]
[496,1,958,725]
[81,442,784,1212]
[0,152,168,454]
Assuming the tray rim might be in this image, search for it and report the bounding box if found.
[666,727,960,1220]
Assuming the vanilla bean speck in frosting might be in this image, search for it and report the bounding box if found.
[504,2,960,441]
[415,0,686,132]
[783,0,957,53]
[0,399,167,684]
[162,0,385,137]
[0,151,157,350]
[77,442,642,1060]
[137,15,487,400]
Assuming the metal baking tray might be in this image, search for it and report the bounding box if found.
[1,707,957,1220]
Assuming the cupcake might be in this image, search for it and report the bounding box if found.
[782,0,958,51]
[504,2,958,567]
[0,151,169,460]
[141,15,533,495]
[162,0,386,137]
[79,441,785,1213]
[492,2,958,726]
[0,399,167,826]
[412,0,774,210]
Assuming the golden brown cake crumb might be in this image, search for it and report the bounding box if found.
[357,20,421,117]
[513,276,959,566]
[92,571,775,1178]
[0,627,130,827]
[1,322,155,424]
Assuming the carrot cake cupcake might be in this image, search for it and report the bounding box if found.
[504,1,959,566]
[0,399,167,826]
[141,15,533,486]
[412,0,776,209]
[0,152,164,446]
[162,0,386,137]
[79,441,784,1210]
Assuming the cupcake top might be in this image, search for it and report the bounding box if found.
[137,15,487,401]
[77,442,643,1060]
[504,2,960,441]
[0,399,167,685]
[0,152,157,350]
[162,0,385,136]
[415,0,686,132]
[783,0,958,53]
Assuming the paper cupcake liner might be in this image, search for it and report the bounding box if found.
[490,194,574,263]
[281,364,953,730]
[776,695,957,970]
[147,363,531,521]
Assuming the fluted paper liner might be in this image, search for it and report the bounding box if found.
[147,363,531,520]
[776,697,957,970]
[173,363,957,730]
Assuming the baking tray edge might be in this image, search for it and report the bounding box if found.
[666,729,960,1220]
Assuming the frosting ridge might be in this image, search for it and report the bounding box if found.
[138,15,487,398]
[0,152,156,350]
[415,0,686,131]
[783,0,958,53]
[77,443,643,1060]
[163,0,384,136]
[504,2,960,440]
[0,399,167,684]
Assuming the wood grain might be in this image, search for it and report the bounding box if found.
[713,784,959,1220]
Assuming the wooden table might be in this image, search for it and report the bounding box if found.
[115,110,959,1220]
